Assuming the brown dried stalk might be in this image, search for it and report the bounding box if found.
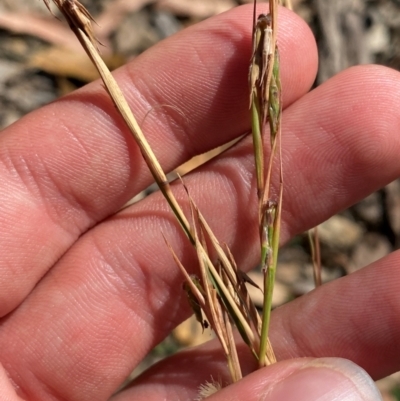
[43,0,194,242]
[308,227,322,287]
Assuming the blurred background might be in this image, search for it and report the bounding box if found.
[0,0,399,399]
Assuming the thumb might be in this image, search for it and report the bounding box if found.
[208,357,382,401]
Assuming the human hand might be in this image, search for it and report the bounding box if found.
[0,5,399,401]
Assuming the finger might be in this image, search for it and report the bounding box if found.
[126,251,400,397]
[1,65,400,401]
[211,358,381,401]
[113,358,380,401]
[0,5,317,316]
[115,253,398,399]
[279,65,400,238]
[270,250,400,381]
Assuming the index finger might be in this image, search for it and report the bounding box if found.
[0,5,317,316]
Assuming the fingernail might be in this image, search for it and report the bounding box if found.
[263,358,382,401]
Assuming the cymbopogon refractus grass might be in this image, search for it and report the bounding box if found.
[249,0,283,368]
[41,0,291,394]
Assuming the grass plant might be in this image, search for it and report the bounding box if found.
[308,228,322,287]
[249,0,283,368]
[41,0,296,393]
